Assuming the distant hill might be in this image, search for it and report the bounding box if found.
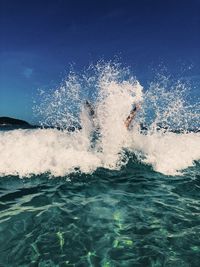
[0,117,31,126]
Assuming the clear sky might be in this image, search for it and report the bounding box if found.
[0,0,199,123]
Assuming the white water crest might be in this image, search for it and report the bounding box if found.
[0,62,200,177]
[130,130,200,175]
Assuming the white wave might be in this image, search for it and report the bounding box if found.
[0,129,102,177]
[129,130,200,175]
[1,61,199,177]
[0,129,199,177]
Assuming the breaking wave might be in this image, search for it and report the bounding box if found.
[0,61,200,177]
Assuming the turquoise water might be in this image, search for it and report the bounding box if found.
[1,62,200,266]
[0,160,200,267]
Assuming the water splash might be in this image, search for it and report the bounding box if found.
[34,71,82,129]
[0,61,200,177]
[140,75,200,132]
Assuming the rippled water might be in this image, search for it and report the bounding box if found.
[0,160,200,267]
[1,62,199,266]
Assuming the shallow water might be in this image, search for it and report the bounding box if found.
[0,160,199,267]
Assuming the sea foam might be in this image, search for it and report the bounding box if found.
[0,129,199,177]
[0,62,199,177]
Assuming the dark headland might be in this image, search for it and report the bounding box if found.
[0,117,31,126]
[0,117,38,130]
[0,116,78,131]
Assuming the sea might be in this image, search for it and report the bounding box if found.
[0,62,200,267]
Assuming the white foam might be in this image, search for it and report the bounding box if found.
[129,130,200,175]
[0,129,102,177]
[1,62,199,177]
[0,128,199,177]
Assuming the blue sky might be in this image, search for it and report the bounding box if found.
[0,0,199,123]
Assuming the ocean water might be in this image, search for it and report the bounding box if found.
[0,62,200,266]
